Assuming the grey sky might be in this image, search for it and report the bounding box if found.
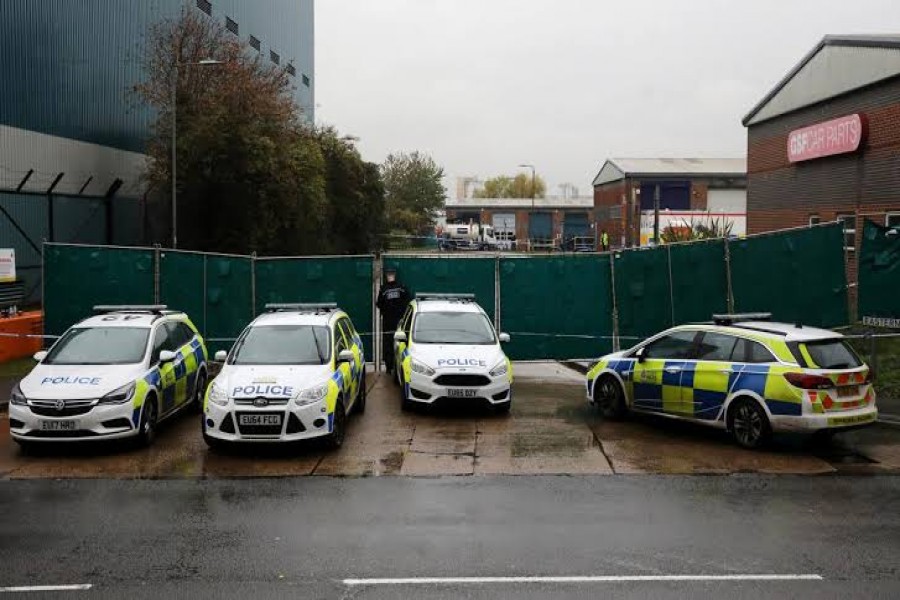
[316,0,898,196]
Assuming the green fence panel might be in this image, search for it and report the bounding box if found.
[500,255,613,360]
[43,244,154,336]
[384,256,496,323]
[668,240,728,325]
[613,247,672,342]
[204,255,253,354]
[255,256,375,360]
[730,224,848,328]
[858,219,900,321]
[159,250,206,336]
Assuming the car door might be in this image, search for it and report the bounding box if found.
[632,330,699,414]
[394,305,413,371]
[333,320,353,405]
[167,321,198,408]
[690,332,741,420]
[150,323,179,414]
[336,318,360,403]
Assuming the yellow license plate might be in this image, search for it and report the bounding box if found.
[836,386,858,398]
[827,413,875,426]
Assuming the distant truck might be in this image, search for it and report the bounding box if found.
[440,223,506,251]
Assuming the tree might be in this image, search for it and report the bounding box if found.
[135,9,384,255]
[474,173,546,199]
[381,152,446,236]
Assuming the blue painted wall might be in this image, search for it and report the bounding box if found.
[0,0,314,154]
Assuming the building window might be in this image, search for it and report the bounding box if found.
[249,35,261,51]
[836,213,856,250]
[809,215,820,226]
[887,213,900,230]
[225,17,239,35]
[270,50,280,65]
[196,0,212,15]
[286,64,296,77]
[302,74,311,87]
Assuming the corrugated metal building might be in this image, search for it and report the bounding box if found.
[743,35,900,288]
[591,158,747,248]
[0,0,314,303]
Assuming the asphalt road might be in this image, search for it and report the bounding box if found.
[2,476,899,599]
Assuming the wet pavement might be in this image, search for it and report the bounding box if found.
[1,363,899,479]
[1,476,899,598]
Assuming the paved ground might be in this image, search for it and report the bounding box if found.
[1,363,899,479]
[1,476,899,598]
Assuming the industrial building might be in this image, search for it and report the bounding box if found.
[591,158,747,247]
[743,35,900,285]
[0,0,314,302]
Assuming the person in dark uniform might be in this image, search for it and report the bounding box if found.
[376,266,411,374]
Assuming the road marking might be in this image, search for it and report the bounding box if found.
[0,585,92,593]
[343,574,824,586]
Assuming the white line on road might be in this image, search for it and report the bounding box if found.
[0,585,92,593]
[343,574,824,586]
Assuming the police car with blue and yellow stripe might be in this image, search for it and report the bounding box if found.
[203,303,366,449]
[587,313,877,449]
[9,305,208,449]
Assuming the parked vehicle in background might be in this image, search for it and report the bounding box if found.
[440,223,501,251]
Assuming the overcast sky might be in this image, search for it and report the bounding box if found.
[316,0,898,196]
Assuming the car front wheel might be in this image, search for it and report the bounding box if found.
[593,376,626,419]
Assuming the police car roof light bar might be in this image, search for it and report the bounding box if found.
[93,305,169,315]
[415,293,476,302]
[712,312,773,325]
[265,303,338,313]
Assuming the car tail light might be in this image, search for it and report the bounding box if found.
[784,373,833,390]
[863,370,874,384]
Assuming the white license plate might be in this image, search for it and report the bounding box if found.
[836,386,859,398]
[447,389,478,398]
[40,420,78,431]
[239,414,282,426]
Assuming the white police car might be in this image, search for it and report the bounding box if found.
[9,305,208,449]
[393,293,512,412]
[203,304,366,449]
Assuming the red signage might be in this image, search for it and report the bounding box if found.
[787,114,867,163]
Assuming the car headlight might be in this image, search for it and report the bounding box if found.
[98,382,136,405]
[411,358,435,377]
[294,383,329,407]
[10,383,27,405]
[489,360,508,377]
[208,382,229,407]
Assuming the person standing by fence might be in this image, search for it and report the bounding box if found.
[376,266,411,374]
[600,230,610,251]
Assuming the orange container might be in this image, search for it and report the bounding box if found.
[0,311,43,363]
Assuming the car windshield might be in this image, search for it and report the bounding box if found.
[413,311,496,345]
[44,327,150,365]
[802,339,863,370]
[229,325,331,365]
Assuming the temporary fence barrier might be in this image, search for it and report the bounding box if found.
[41,222,852,363]
[858,219,900,324]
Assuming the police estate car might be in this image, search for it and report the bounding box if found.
[587,313,877,449]
[203,304,365,449]
[393,293,512,412]
[9,305,208,448]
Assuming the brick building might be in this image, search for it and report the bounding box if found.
[743,35,900,284]
[591,158,747,248]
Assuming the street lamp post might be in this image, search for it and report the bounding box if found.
[171,58,222,249]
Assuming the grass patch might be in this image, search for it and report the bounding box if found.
[846,332,900,403]
[0,357,36,380]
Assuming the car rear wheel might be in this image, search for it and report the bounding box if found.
[728,398,771,450]
[135,395,158,448]
[325,400,347,449]
[594,376,626,419]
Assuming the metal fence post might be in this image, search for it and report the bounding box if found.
[609,252,620,352]
[724,237,735,313]
[868,333,878,381]
[202,254,208,339]
[374,254,382,372]
[494,253,501,331]
[153,244,161,304]
[666,244,675,326]
[250,252,257,317]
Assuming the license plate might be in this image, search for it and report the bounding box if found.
[238,414,282,426]
[447,389,478,398]
[836,386,859,398]
[827,413,875,426]
[40,420,77,431]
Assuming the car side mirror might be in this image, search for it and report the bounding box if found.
[338,349,354,363]
[159,350,177,364]
[498,333,511,343]
[635,347,647,363]
[33,350,48,362]
[394,331,407,343]
[214,350,228,362]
